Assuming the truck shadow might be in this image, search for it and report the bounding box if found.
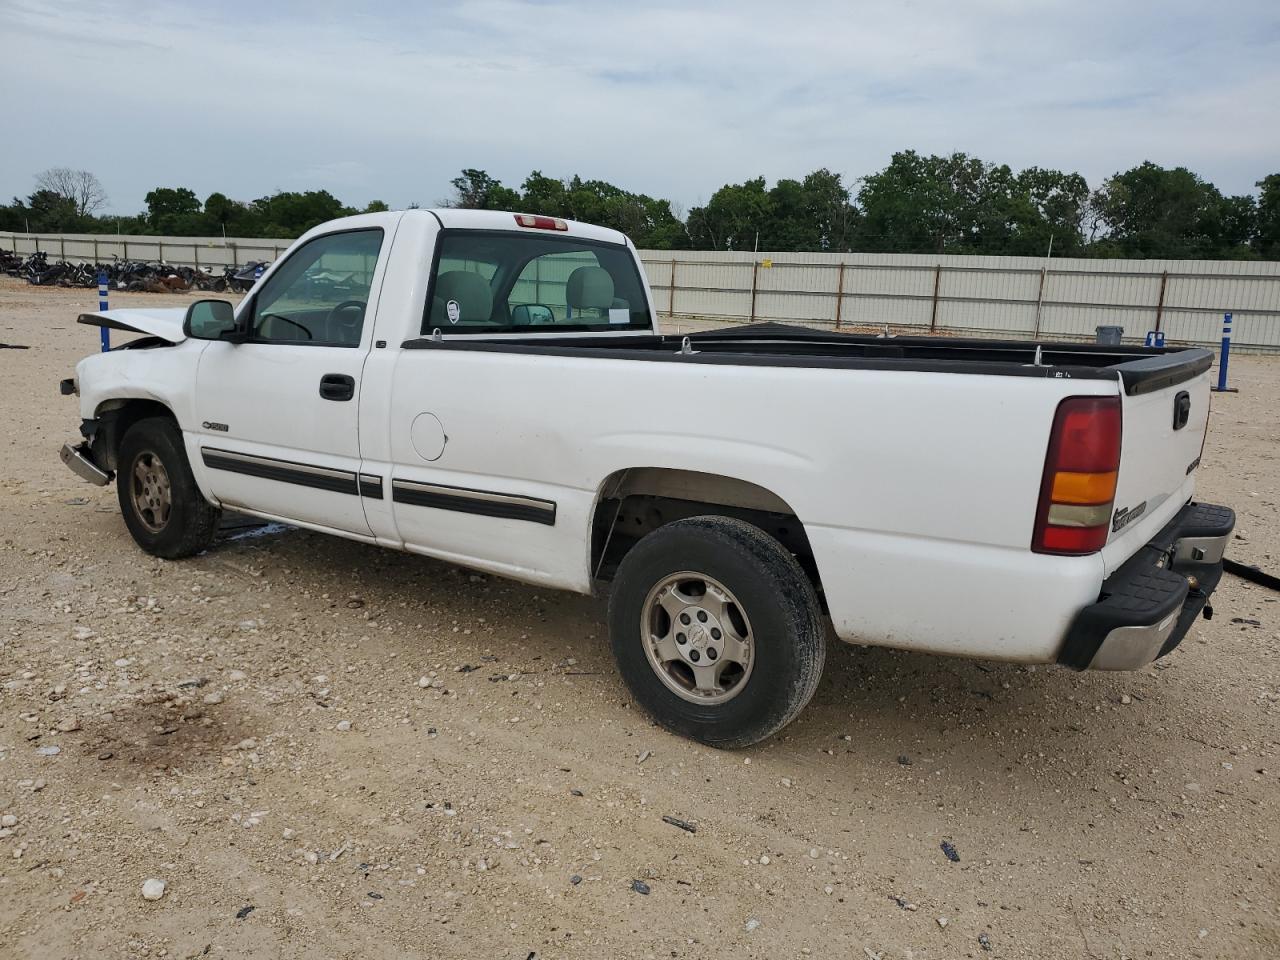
[203,522,1166,774]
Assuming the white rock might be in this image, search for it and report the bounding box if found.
[759,855,770,865]
[0,815,16,828]
[227,670,248,682]
[745,918,761,932]
[141,878,166,901]
[36,746,60,757]
[1121,694,1132,705]
[418,676,431,688]
[936,917,949,928]
[336,720,352,732]
[55,717,81,733]
[202,691,225,705]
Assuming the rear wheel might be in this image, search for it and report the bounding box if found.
[608,516,825,748]
[117,416,220,558]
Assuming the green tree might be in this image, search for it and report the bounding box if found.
[144,187,203,233]
[686,177,773,251]
[857,151,985,253]
[519,171,569,216]
[1012,167,1090,256]
[1256,174,1280,259]
[1090,162,1254,258]
[446,169,520,210]
[251,190,352,237]
[24,189,83,231]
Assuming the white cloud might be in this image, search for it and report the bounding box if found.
[0,0,1276,214]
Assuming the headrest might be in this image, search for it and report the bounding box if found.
[566,266,615,310]
[430,271,493,325]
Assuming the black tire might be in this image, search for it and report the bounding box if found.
[116,416,220,559]
[608,516,825,748]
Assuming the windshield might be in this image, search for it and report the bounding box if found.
[422,230,652,334]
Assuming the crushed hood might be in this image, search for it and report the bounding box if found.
[77,308,188,344]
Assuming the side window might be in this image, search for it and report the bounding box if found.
[509,250,601,324]
[252,229,383,346]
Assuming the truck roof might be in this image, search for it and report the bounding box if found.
[298,208,632,248]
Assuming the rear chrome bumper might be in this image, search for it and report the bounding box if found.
[60,441,112,486]
[1058,501,1235,671]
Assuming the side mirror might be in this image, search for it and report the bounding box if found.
[511,303,555,326]
[184,299,239,341]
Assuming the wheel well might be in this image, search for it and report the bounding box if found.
[91,398,177,472]
[590,468,824,601]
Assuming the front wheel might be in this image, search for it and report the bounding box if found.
[116,416,220,559]
[608,516,826,748]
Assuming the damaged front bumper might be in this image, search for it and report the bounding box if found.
[60,440,112,486]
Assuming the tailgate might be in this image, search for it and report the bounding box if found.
[1101,354,1213,575]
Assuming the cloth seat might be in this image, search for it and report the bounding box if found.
[566,266,614,322]
[429,270,494,326]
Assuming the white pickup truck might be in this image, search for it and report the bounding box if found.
[60,209,1234,746]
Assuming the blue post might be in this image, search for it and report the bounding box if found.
[97,271,110,351]
[1214,312,1232,392]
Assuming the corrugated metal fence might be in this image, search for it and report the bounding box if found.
[5,231,1279,351]
[637,250,1280,351]
[1,231,286,270]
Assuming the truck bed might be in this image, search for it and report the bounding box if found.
[404,323,1214,395]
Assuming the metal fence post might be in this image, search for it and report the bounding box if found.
[668,259,676,317]
[929,264,942,331]
[1154,271,1168,332]
[749,260,760,322]
[1033,265,1047,338]
[834,262,846,330]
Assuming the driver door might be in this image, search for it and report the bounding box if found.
[193,227,386,536]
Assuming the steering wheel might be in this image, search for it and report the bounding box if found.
[258,311,312,340]
[326,300,367,342]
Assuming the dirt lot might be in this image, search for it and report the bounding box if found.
[0,276,1276,960]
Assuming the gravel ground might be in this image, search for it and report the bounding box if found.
[0,277,1276,960]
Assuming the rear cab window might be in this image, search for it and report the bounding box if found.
[422,230,652,334]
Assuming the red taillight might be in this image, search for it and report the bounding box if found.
[1032,396,1122,555]
[514,214,568,231]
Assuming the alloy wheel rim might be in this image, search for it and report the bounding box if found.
[130,452,172,534]
[641,572,754,705]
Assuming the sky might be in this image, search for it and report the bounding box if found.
[1,0,1278,216]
